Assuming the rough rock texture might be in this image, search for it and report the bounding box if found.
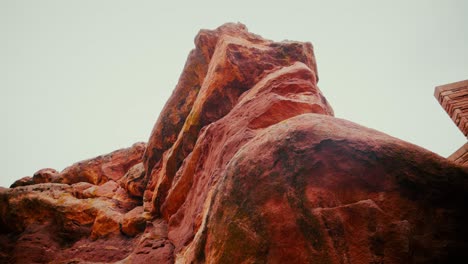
[194,114,468,263]
[119,162,146,198]
[32,168,59,184]
[58,142,146,185]
[1,23,468,263]
[9,176,34,188]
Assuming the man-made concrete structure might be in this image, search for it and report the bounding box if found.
[449,142,468,165]
[435,79,468,165]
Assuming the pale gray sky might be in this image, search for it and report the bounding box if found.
[1,0,467,187]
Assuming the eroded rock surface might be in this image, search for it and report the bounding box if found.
[1,23,467,263]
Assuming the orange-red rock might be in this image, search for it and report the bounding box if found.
[143,23,331,219]
[9,176,33,188]
[121,206,150,237]
[190,114,468,263]
[58,142,146,185]
[119,162,146,197]
[121,219,174,263]
[32,168,59,184]
[1,23,468,263]
[0,143,148,262]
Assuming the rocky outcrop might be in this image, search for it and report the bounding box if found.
[58,142,146,185]
[1,23,467,263]
[1,142,146,263]
[9,176,33,188]
[119,162,146,198]
[192,114,468,263]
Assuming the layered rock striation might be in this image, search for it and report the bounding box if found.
[1,23,467,263]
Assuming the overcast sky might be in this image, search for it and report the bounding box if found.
[1,0,467,187]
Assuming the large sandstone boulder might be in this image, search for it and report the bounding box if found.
[190,114,468,263]
[1,23,467,263]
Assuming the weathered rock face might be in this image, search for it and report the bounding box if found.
[195,114,468,263]
[1,23,468,263]
[58,142,147,185]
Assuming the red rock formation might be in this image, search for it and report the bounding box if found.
[9,176,33,188]
[58,142,146,185]
[194,114,468,263]
[32,168,59,184]
[1,23,467,263]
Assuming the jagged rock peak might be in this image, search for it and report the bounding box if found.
[1,23,468,263]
